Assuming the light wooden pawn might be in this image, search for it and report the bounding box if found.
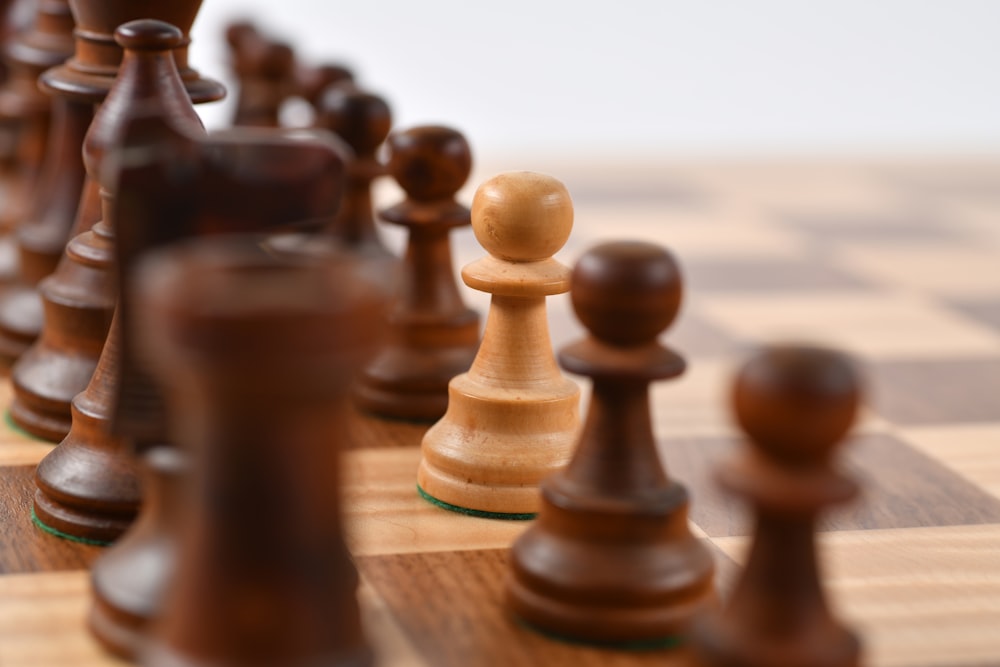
[418,172,580,517]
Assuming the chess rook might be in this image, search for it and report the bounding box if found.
[353,126,480,421]
[137,240,380,667]
[506,241,716,643]
[85,93,350,659]
[691,345,863,667]
[418,171,580,516]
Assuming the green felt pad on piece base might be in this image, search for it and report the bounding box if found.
[4,409,50,442]
[31,505,112,547]
[417,484,537,521]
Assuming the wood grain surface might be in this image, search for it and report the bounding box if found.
[0,159,998,666]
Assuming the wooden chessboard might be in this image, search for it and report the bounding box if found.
[1,158,999,666]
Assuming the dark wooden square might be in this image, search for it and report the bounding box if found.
[870,358,1000,426]
[663,432,1000,538]
[358,543,736,667]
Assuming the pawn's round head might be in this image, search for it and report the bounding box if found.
[471,172,572,262]
[318,86,391,156]
[733,345,861,466]
[571,241,682,346]
[116,19,184,52]
[386,126,471,201]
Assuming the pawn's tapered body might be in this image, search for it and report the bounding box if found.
[418,172,580,517]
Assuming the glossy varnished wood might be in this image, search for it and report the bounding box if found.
[8,0,224,441]
[418,172,580,515]
[354,126,480,421]
[691,346,862,667]
[0,160,997,667]
[30,21,207,544]
[137,241,382,667]
[507,241,716,644]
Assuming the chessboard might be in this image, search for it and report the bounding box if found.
[1,158,998,667]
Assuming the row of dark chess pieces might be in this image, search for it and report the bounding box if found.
[0,3,864,666]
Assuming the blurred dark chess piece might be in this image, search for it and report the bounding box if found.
[506,241,716,643]
[270,84,398,302]
[316,85,394,259]
[353,126,480,421]
[0,0,76,363]
[137,239,380,667]
[9,0,224,441]
[691,345,863,667]
[295,61,353,113]
[0,0,74,285]
[226,21,294,127]
[0,0,33,81]
[31,20,212,544]
[88,94,350,658]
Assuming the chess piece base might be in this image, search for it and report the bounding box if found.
[9,222,115,442]
[506,478,717,644]
[88,447,183,659]
[417,373,579,515]
[88,591,148,660]
[32,390,140,543]
[354,314,479,422]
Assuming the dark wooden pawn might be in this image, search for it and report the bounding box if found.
[0,0,77,363]
[316,85,394,258]
[137,240,380,667]
[88,103,350,658]
[296,62,353,112]
[31,21,208,543]
[353,126,480,421]
[226,21,294,127]
[0,1,74,284]
[506,241,717,645]
[691,346,863,667]
[9,4,224,441]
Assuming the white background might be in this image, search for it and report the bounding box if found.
[189,1,1000,160]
